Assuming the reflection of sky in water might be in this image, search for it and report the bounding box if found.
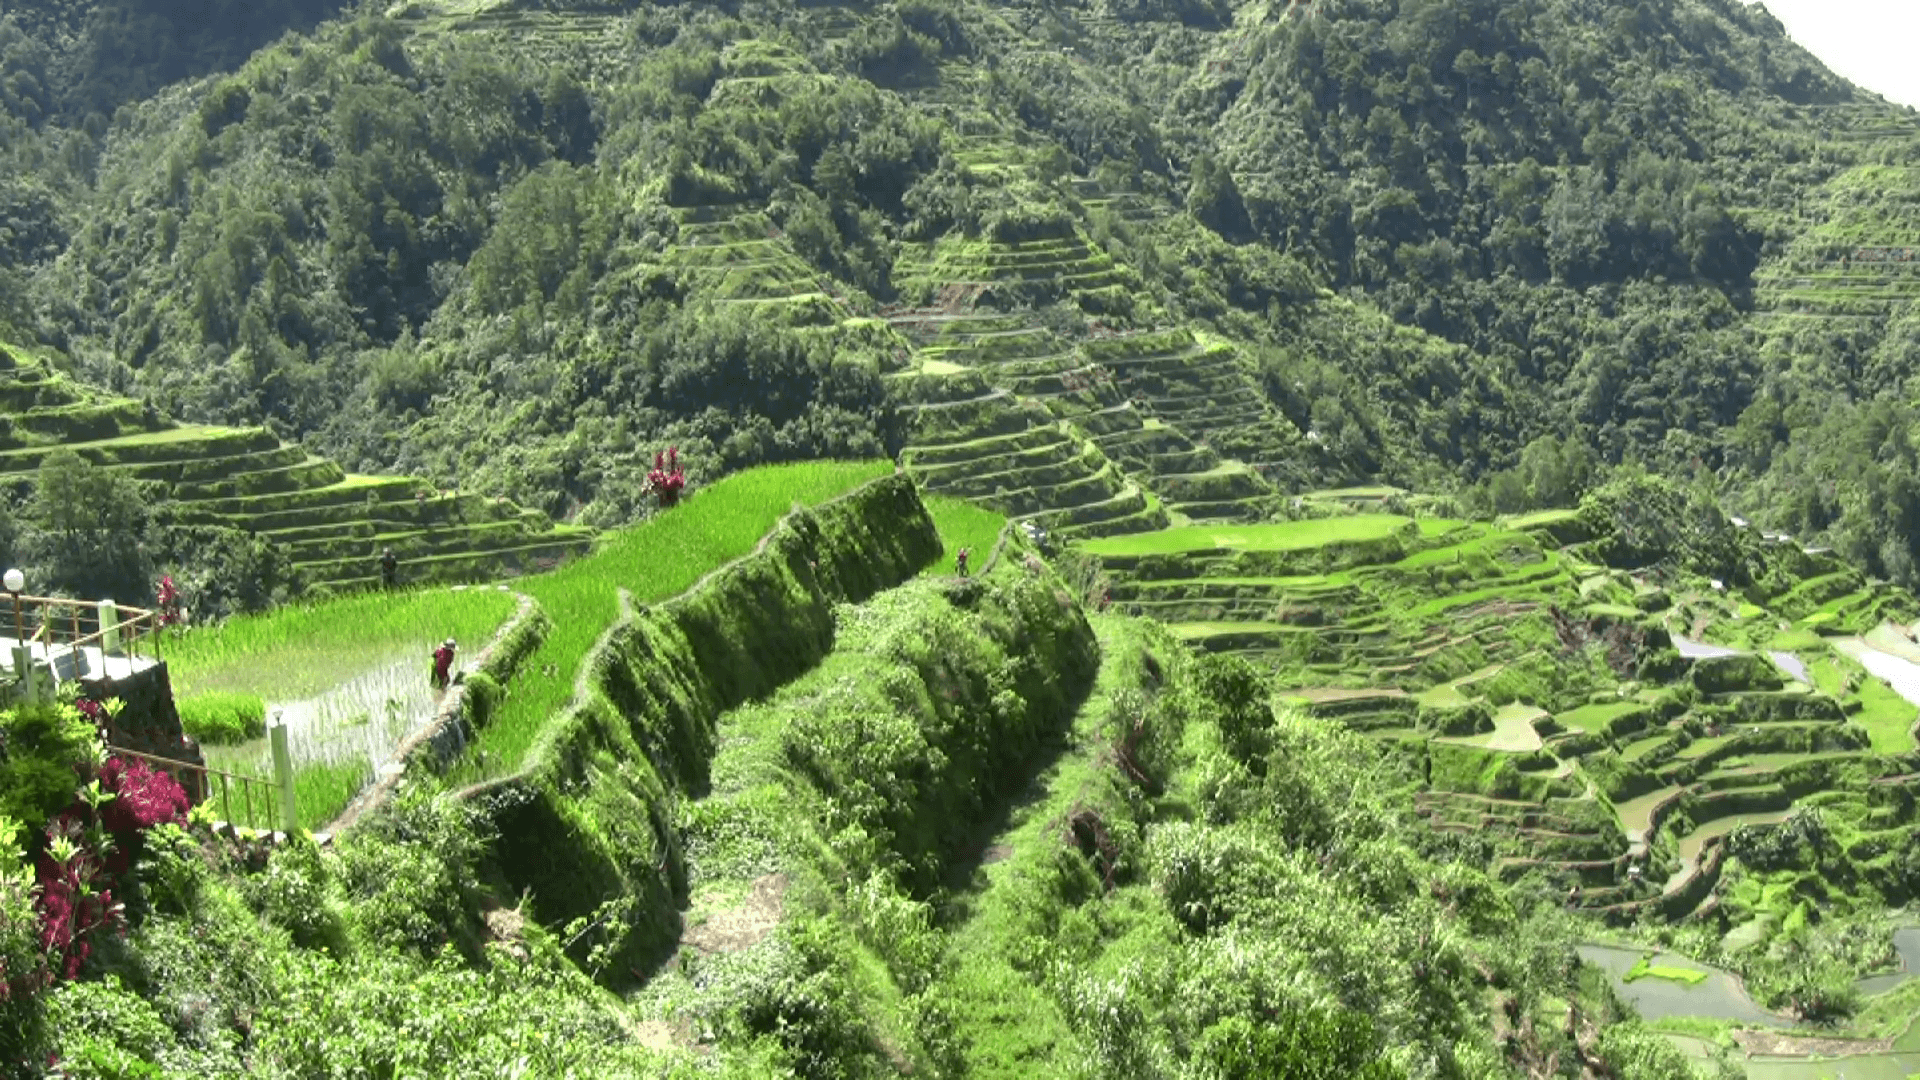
[1674,638,1743,659]
[1590,930,1920,1077]
[1856,927,1920,997]
[1769,650,1810,684]
[1836,640,1920,708]
[1576,945,1792,1026]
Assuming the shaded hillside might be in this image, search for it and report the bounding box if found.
[1,0,356,123]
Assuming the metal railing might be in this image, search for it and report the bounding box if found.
[2,594,163,679]
[107,745,280,832]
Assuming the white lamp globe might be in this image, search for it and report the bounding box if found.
[3,569,22,593]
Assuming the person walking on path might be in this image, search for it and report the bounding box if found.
[380,549,398,589]
[955,546,971,577]
[431,638,457,690]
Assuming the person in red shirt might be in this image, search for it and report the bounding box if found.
[431,638,457,689]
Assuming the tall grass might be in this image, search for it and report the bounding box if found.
[457,460,896,781]
[167,586,520,699]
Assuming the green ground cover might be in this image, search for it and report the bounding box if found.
[1074,513,1418,555]
[165,586,521,700]
[1555,700,1649,734]
[456,460,895,780]
[921,494,1007,576]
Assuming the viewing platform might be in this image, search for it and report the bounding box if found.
[0,590,166,693]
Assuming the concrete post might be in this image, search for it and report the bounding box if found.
[11,645,31,701]
[269,717,299,835]
[97,600,119,655]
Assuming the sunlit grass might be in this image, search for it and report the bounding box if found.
[922,495,1006,577]
[166,586,518,699]
[455,460,896,782]
[1074,514,1417,556]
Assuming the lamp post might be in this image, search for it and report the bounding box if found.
[5,567,22,644]
[5,567,23,688]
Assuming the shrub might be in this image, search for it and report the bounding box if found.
[43,976,176,1079]
[1196,1009,1405,1079]
[462,672,502,730]
[0,702,99,834]
[0,815,50,1066]
[246,837,347,954]
[177,693,267,745]
[334,791,491,958]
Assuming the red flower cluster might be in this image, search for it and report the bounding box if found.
[33,756,188,979]
[646,446,686,508]
[35,819,117,980]
[99,758,192,838]
[154,575,182,628]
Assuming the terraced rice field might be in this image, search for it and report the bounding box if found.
[0,344,591,591]
[453,459,897,781]
[1070,498,1920,926]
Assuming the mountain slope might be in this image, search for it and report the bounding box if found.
[1,0,1918,576]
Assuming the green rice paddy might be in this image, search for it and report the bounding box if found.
[922,495,1008,576]
[167,586,521,700]
[458,460,896,780]
[1075,514,1418,555]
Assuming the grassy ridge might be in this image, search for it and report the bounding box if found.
[166,586,521,699]
[465,460,896,778]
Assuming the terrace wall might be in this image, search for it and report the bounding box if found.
[464,473,943,982]
[90,661,209,792]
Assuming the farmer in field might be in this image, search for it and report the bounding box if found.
[955,546,971,577]
[379,548,398,589]
[431,638,457,690]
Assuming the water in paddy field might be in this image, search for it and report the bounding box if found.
[1834,637,1920,708]
[1585,930,1920,1076]
[1770,650,1812,683]
[1674,637,1745,659]
[1576,944,1793,1027]
[267,655,447,777]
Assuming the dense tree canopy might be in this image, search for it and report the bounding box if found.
[0,0,1913,581]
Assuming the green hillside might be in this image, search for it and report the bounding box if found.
[0,339,591,593]
[9,0,1920,1074]
[8,0,1917,566]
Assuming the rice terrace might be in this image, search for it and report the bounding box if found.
[9,0,1920,1074]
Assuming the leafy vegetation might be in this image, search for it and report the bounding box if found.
[458,457,894,779]
[6,0,1920,1073]
[174,690,265,745]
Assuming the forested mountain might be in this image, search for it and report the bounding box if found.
[0,0,1915,557]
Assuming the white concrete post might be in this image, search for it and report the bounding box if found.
[11,645,32,701]
[269,717,299,835]
[97,600,119,655]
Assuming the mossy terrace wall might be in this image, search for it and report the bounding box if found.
[463,473,944,978]
[0,343,591,591]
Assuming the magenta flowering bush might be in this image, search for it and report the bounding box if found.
[30,755,189,982]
